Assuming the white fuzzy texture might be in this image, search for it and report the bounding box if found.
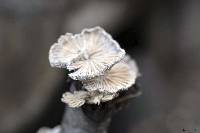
[48,27,139,107]
[61,91,118,108]
[82,56,139,93]
[49,27,125,80]
[61,91,88,108]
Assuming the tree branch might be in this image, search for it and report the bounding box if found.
[60,82,141,133]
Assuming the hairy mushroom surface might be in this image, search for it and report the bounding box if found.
[49,27,125,80]
[61,90,118,107]
[61,91,88,108]
[82,56,139,93]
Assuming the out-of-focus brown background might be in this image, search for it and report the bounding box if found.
[1,0,200,133]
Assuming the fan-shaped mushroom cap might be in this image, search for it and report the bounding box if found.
[61,91,88,108]
[49,27,125,80]
[82,55,139,93]
[49,33,82,68]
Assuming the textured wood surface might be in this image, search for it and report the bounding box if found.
[60,82,141,133]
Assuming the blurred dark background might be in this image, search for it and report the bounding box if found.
[1,0,200,133]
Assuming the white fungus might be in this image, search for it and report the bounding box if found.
[48,27,139,108]
[61,90,118,107]
[49,27,125,80]
[61,91,88,108]
[82,55,139,93]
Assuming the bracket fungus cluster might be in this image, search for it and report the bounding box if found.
[49,27,140,108]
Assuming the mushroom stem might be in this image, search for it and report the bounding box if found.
[79,50,90,60]
[83,52,90,60]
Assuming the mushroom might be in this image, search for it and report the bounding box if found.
[61,91,88,108]
[82,55,139,93]
[49,27,139,107]
[61,90,118,108]
[49,27,125,80]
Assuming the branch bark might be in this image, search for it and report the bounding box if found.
[60,82,141,133]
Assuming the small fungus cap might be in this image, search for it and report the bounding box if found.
[82,55,139,93]
[61,91,88,108]
[49,27,125,80]
[61,90,118,107]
